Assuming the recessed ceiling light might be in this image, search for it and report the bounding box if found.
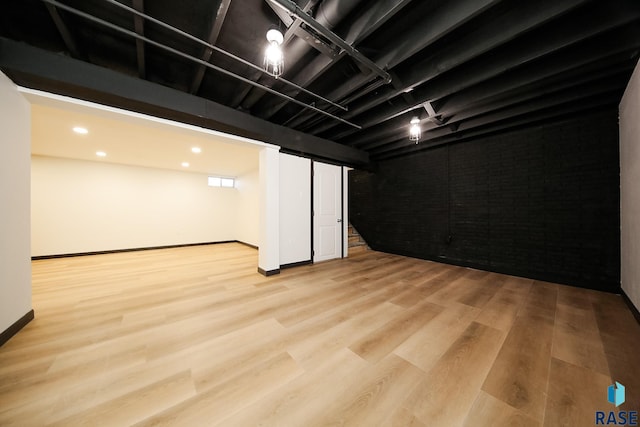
[96,151,106,157]
[191,147,202,153]
[73,127,88,134]
[181,162,190,167]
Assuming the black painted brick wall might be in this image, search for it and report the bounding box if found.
[350,111,620,292]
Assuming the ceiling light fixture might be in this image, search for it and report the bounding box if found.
[181,162,190,167]
[264,28,284,78]
[409,117,421,143]
[96,151,106,157]
[73,126,88,134]
[191,147,202,154]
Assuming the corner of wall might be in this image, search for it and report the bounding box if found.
[620,58,640,313]
[0,73,33,340]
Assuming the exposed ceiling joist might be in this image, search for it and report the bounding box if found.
[373,82,623,156]
[308,0,590,138]
[1,0,638,163]
[132,0,145,79]
[285,0,505,130]
[44,3,83,59]
[258,0,412,121]
[332,16,640,141]
[422,101,443,126]
[345,46,638,149]
[236,0,362,111]
[377,96,621,161]
[189,0,232,94]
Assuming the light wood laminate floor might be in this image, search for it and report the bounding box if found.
[1,243,638,426]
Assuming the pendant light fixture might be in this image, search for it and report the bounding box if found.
[264,28,284,78]
[409,117,421,143]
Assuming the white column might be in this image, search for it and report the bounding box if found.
[343,167,350,258]
[279,153,311,265]
[0,72,32,341]
[258,146,280,275]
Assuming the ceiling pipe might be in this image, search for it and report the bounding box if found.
[40,0,361,129]
[282,0,360,61]
[237,0,362,110]
[375,96,620,160]
[316,6,640,139]
[308,0,590,136]
[267,0,391,84]
[353,59,633,150]
[371,75,625,156]
[98,0,348,113]
[258,0,413,121]
[284,0,504,131]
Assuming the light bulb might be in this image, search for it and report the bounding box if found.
[264,29,284,78]
[409,117,421,143]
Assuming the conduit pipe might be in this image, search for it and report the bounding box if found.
[39,0,361,129]
[99,0,347,112]
[267,0,392,84]
[239,0,362,110]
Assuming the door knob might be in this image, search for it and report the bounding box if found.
[337,219,342,223]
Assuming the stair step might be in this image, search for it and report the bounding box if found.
[347,222,370,252]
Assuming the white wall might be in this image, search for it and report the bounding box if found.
[236,167,260,247]
[0,72,32,335]
[620,59,640,311]
[258,147,280,274]
[343,167,350,257]
[31,156,239,256]
[279,153,311,265]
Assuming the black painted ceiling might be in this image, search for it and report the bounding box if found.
[1,0,639,162]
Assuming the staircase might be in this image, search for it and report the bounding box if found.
[348,223,370,253]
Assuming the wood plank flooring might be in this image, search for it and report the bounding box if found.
[1,243,639,426]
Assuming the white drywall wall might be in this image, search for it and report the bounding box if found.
[259,147,280,273]
[236,167,260,247]
[31,156,238,256]
[279,153,311,265]
[0,72,32,335]
[620,59,640,312]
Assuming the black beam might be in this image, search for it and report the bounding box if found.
[258,0,413,120]
[445,63,633,123]
[375,96,620,161]
[303,0,633,137]
[236,0,359,111]
[351,52,635,150]
[189,0,231,95]
[374,90,623,159]
[333,0,588,127]
[331,14,640,140]
[373,80,624,156]
[44,3,83,59]
[0,38,369,167]
[285,0,508,130]
[437,49,640,117]
[132,0,145,79]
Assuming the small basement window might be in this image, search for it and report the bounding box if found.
[208,176,235,188]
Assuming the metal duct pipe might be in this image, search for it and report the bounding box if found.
[239,0,372,110]
[282,0,362,69]
[259,0,413,121]
[267,0,391,83]
[40,0,361,129]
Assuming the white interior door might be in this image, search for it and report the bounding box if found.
[313,162,343,262]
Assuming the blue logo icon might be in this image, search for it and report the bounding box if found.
[596,382,637,425]
[609,382,626,407]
